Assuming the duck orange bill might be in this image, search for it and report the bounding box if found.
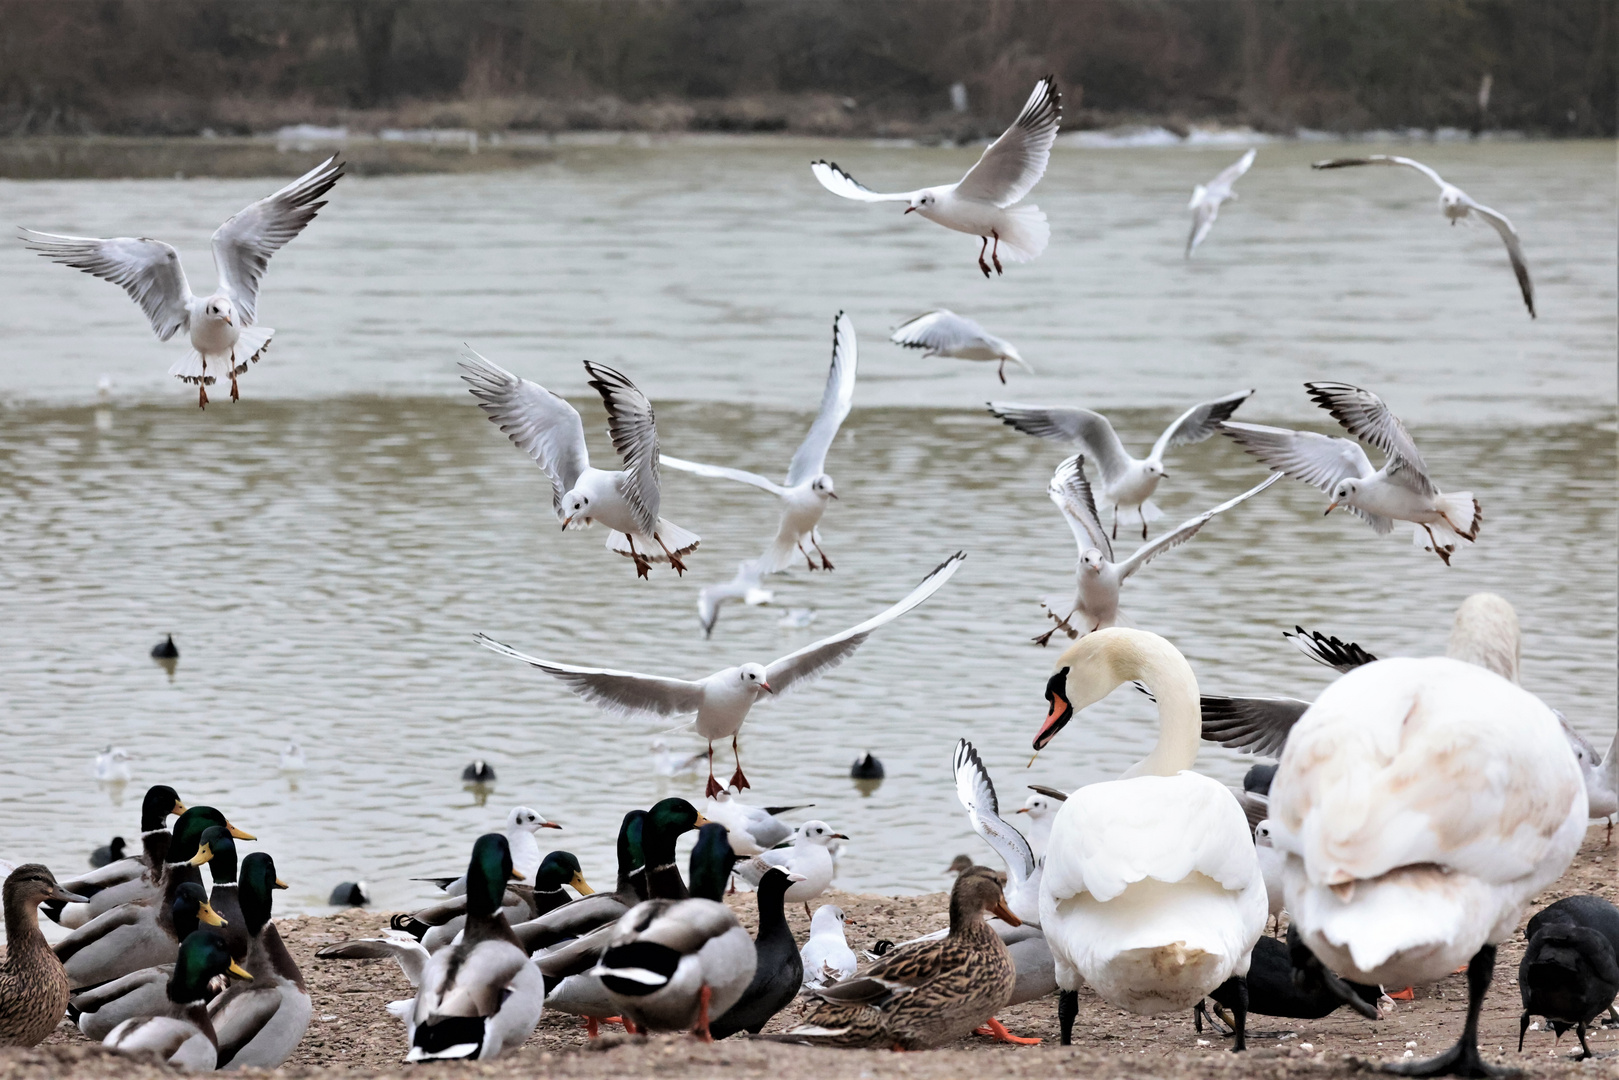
[990,899,1022,927]
[1032,668,1074,751]
[226,823,255,841]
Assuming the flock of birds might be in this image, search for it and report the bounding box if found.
[1,74,1615,1077]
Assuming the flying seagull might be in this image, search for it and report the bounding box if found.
[1186,148,1256,257]
[890,310,1031,384]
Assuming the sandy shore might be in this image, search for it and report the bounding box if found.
[5,825,1615,1079]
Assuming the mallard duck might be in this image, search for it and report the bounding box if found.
[637,798,710,900]
[190,826,249,962]
[778,866,1019,1049]
[74,882,226,1040]
[104,930,251,1070]
[208,852,309,1069]
[591,822,755,1040]
[404,834,544,1061]
[412,850,592,952]
[709,854,803,1039]
[0,864,86,1047]
[49,784,186,927]
[56,806,254,990]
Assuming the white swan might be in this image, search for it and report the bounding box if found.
[1269,656,1585,1076]
[1034,628,1267,1049]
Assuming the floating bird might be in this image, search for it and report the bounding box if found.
[328,882,369,907]
[811,77,1061,276]
[710,862,804,1039]
[1311,154,1534,316]
[990,388,1254,538]
[278,741,306,773]
[701,790,811,857]
[1518,894,1619,1061]
[150,634,179,660]
[1036,455,1278,644]
[663,311,856,575]
[102,931,251,1070]
[1267,656,1585,1076]
[1036,629,1267,1050]
[477,552,962,797]
[889,310,1031,384]
[779,608,817,629]
[22,156,344,406]
[0,865,86,1048]
[93,746,132,785]
[1186,149,1256,257]
[461,353,699,578]
[461,760,496,784]
[1221,382,1482,563]
[800,906,858,991]
[204,852,308,1069]
[696,557,773,638]
[89,837,126,869]
[849,752,885,781]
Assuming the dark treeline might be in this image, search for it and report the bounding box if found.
[1,1,1612,137]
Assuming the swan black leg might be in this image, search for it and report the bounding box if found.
[1231,975,1248,1052]
[1383,945,1517,1077]
[1058,988,1078,1046]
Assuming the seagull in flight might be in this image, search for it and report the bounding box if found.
[461,353,699,578]
[1312,154,1534,317]
[22,156,344,407]
[1037,456,1278,645]
[662,311,855,573]
[475,552,964,797]
[811,78,1061,277]
[989,389,1254,539]
[1186,148,1255,257]
[697,556,774,638]
[1220,382,1481,564]
[890,309,1031,384]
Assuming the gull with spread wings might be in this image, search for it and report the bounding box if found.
[1038,455,1278,646]
[476,552,964,797]
[811,78,1061,277]
[662,311,855,576]
[1312,154,1534,317]
[22,156,343,407]
[989,389,1253,539]
[1186,148,1256,257]
[1220,382,1481,564]
[890,309,1031,384]
[460,353,699,578]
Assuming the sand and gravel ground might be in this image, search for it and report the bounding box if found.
[6,826,1615,1079]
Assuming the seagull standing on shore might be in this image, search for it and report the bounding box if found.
[1311,154,1534,316]
[1186,149,1255,257]
[474,553,964,797]
[889,310,1031,384]
[811,78,1061,276]
[22,156,344,407]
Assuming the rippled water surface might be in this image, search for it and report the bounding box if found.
[0,138,1613,922]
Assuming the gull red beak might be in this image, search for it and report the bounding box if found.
[222,312,233,326]
[903,206,916,214]
[759,682,774,694]
[827,491,839,500]
[1324,501,1339,515]
[561,517,573,530]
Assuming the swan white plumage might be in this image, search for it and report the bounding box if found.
[1034,628,1266,1046]
[1268,656,1584,1076]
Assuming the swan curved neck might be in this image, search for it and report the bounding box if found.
[1123,641,1201,778]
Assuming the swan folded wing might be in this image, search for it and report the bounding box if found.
[1270,658,1584,886]
[1042,774,1258,904]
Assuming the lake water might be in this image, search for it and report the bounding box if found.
[0,137,1613,926]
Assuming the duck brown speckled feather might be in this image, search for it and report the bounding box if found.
[776,867,1018,1050]
[0,865,85,1047]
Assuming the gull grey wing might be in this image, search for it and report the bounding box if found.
[1200,695,1309,758]
[1048,454,1113,561]
[460,352,589,515]
[1310,155,1446,189]
[1304,382,1430,484]
[785,311,857,486]
[1186,201,1218,258]
[890,310,983,354]
[1285,626,1378,673]
[211,154,344,324]
[953,740,1035,880]
[1115,473,1279,581]
[659,455,786,496]
[1219,422,1392,533]
[810,161,916,203]
[475,634,706,719]
[315,937,430,987]
[955,77,1062,207]
[21,231,193,341]
[987,403,1132,486]
[765,552,964,694]
[1210,148,1257,192]
[1465,197,1535,317]
[584,360,660,536]
[1150,389,1256,460]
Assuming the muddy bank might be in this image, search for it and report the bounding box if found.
[5,826,1615,1079]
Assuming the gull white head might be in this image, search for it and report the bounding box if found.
[1254,820,1275,848]
[1018,793,1059,820]
[202,296,236,327]
[811,475,838,500]
[1326,477,1360,513]
[737,662,773,695]
[905,189,941,216]
[796,820,849,847]
[810,904,847,934]
[1146,460,1166,479]
[560,488,592,529]
[507,806,560,834]
[1080,549,1106,575]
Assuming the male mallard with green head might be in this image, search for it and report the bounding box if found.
[103,930,251,1070]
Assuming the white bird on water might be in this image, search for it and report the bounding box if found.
[811,77,1061,276]
[1220,381,1481,564]
[22,155,344,407]
[460,353,700,578]
[93,746,132,784]
[662,311,855,576]
[1186,148,1255,257]
[475,552,964,797]
[1312,154,1534,317]
[696,557,774,639]
[1036,454,1278,645]
[989,389,1254,539]
[889,309,1030,384]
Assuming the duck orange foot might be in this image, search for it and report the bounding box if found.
[975,1017,1041,1044]
[1389,987,1415,1001]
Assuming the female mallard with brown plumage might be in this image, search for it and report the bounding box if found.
[0,864,86,1047]
[777,866,1020,1050]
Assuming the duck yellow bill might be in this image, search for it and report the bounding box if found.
[172,800,188,815]
[511,868,526,881]
[226,823,255,840]
[229,960,253,979]
[274,878,289,890]
[199,902,227,927]
[188,844,214,866]
[693,813,712,827]
[571,873,595,896]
